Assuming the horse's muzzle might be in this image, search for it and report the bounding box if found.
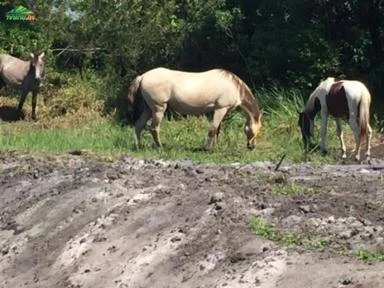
[247,143,256,150]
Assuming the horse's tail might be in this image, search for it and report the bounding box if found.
[127,75,144,124]
[359,87,371,142]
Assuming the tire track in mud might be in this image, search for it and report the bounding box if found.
[0,154,384,288]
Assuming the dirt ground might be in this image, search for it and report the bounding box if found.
[1,146,384,288]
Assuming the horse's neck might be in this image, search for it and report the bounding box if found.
[305,78,336,119]
[240,93,260,124]
[27,62,35,74]
[305,96,321,120]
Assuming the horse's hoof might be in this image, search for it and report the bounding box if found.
[203,146,213,153]
[247,143,256,150]
[341,154,347,159]
[151,144,162,150]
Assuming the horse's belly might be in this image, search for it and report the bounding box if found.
[168,100,215,115]
[1,71,23,88]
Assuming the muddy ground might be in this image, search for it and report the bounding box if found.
[1,147,384,288]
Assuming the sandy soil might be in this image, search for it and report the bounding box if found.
[1,149,384,288]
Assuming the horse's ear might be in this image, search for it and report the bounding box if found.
[39,52,45,58]
[30,53,35,59]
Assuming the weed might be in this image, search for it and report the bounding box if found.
[249,217,327,250]
[272,183,317,196]
[356,250,384,262]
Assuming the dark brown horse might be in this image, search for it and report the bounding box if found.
[0,52,45,120]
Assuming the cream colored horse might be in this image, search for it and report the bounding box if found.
[299,77,372,161]
[128,67,262,150]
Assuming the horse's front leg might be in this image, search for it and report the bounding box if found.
[17,90,28,112]
[320,110,329,155]
[0,78,5,90]
[150,105,166,148]
[204,107,228,151]
[336,118,346,158]
[31,91,38,121]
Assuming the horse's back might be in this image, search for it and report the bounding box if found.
[341,80,371,100]
[327,80,371,118]
[141,67,224,86]
[0,54,24,68]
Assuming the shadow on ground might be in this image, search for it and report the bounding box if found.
[0,105,25,122]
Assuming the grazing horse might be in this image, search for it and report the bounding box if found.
[128,67,262,150]
[298,77,372,161]
[0,52,45,120]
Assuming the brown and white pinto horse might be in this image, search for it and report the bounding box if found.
[128,67,262,150]
[298,77,372,161]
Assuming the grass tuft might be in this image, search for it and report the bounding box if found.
[272,183,317,196]
[357,250,384,262]
[249,217,328,250]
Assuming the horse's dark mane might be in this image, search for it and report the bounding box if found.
[219,69,261,122]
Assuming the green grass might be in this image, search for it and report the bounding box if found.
[272,183,317,196]
[249,217,328,250]
[356,250,384,262]
[0,86,369,164]
[250,218,384,261]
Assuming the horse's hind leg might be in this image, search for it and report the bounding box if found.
[0,77,5,90]
[336,118,346,158]
[150,105,166,148]
[205,107,228,151]
[366,123,372,160]
[348,113,361,161]
[134,107,151,150]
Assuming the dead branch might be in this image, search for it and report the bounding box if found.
[274,153,287,171]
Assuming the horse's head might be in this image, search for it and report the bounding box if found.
[244,113,262,150]
[298,111,314,150]
[30,52,45,81]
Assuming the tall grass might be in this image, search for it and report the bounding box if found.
[0,74,371,164]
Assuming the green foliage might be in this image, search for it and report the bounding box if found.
[2,0,384,118]
[40,71,103,118]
